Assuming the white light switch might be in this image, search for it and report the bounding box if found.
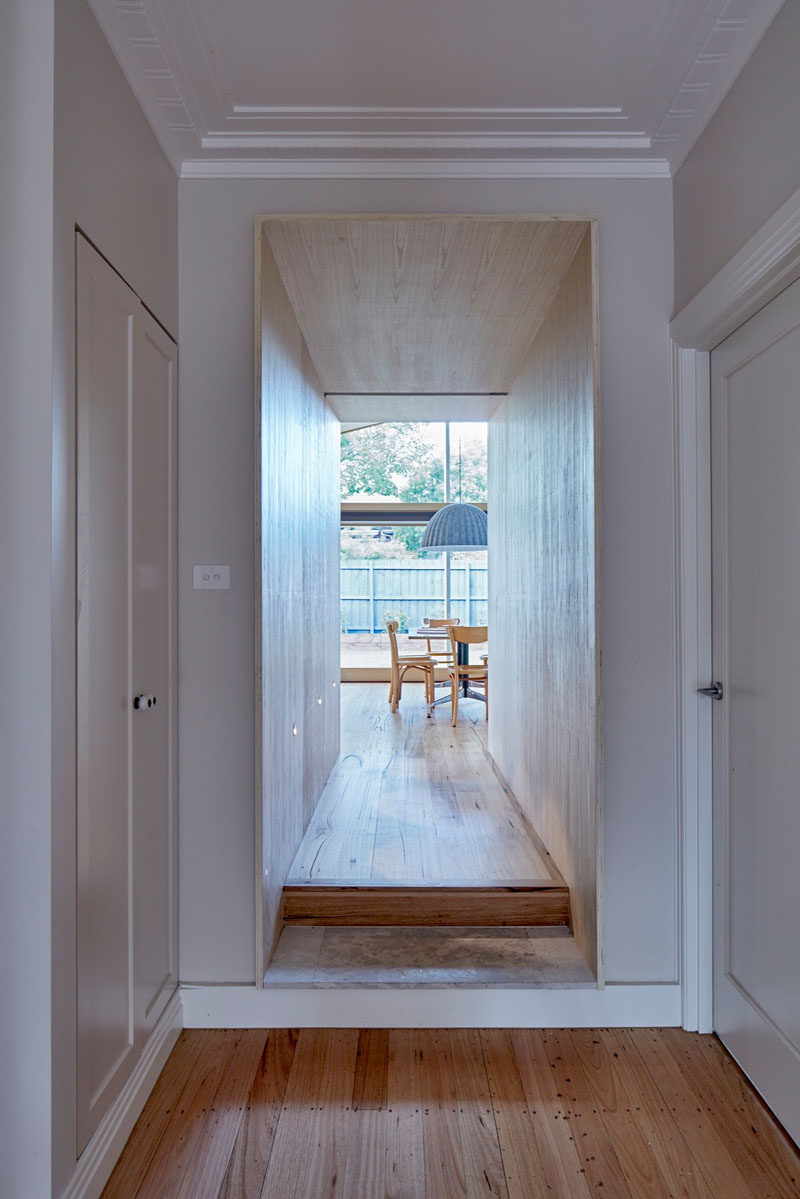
[193,565,230,590]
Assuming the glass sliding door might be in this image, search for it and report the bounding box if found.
[339,420,487,678]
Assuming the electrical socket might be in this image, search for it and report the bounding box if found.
[193,565,230,590]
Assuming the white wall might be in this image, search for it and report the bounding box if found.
[178,176,676,987]
[0,6,55,1196]
[51,1,178,1192]
[674,0,800,311]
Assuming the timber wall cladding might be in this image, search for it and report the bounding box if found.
[259,231,340,961]
[488,231,600,974]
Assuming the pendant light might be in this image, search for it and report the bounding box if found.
[421,428,487,552]
[420,501,487,552]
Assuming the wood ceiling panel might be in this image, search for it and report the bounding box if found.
[264,218,589,395]
[330,395,503,424]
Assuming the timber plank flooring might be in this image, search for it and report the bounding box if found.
[104,1029,800,1199]
[287,684,561,887]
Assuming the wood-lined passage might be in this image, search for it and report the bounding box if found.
[286,683,563,887]
[329,394,504,424]
[257,230,340,966]
[103,1028,800,1199]
[283,882,570,927]
[489,229,600,974]
[264,218,589,395]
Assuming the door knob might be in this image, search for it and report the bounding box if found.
[696,682,723,701]
[133,694,157,710]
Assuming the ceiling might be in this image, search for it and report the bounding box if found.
[262,217,589,398]
[87,0,784,178]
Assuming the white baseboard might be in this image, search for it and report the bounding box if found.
[61,989,183,1199]
[180,982,681,1028]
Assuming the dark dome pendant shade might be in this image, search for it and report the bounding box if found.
[420,502,488,553]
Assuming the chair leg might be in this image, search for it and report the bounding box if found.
[484,673,488,720]
[451,672,459,726]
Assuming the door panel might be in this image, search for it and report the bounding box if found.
[711,275,800,1146]
[76,240,138,1150]
[76,236,177,1153]
[132,314,178,1035]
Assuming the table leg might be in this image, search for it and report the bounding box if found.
[458,641,469,695]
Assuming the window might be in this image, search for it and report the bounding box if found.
[340,421,487,671]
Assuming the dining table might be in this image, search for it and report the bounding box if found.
[407,626,487,706]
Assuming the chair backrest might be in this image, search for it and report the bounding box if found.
[426,617,460,628]
[448,624,488,647]
[386,620,401,668]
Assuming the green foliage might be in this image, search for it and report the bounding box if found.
[341,423,441,500]
[341,421,487,504]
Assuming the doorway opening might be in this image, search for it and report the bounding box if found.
[255,216,601,987]
[340,420,487,679]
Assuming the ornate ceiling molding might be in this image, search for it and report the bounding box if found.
[86,0,786,179]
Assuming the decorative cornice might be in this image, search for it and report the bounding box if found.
[180,157,671,181]
[200,132,652,153]
[88,0,784,179]
[654,0,786,169]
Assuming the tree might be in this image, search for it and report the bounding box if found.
[340,422,487,557]
[340,423,442,500]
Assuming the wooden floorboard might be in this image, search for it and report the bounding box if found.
[104,1029,800,1198]
[286,684,562,886]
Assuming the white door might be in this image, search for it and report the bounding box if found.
[711,276,800,1145]
[76,236,177,1151]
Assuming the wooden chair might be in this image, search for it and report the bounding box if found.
[447,625,488,725]
[423,616,460,670]
[386,620,436,715]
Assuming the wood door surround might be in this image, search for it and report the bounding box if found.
[256,215,600,969]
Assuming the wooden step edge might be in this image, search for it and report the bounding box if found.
[283,878,566,891]
[282,884,571,927]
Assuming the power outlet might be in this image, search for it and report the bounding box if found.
[193,565,230,590]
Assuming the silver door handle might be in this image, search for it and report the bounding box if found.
[696,682,723,701]
[133,694,157,710]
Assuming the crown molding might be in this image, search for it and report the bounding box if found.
[654,0,786,170]
[88,0,783,180]
[86,0,196,174]
[230,104,625,118]
[180,157,671,180]
[200,132,652,153]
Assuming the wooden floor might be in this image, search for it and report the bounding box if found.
[103,1027,800,1198]
[284,684,567,927]
[287,684,559,885]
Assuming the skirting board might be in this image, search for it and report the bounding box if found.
[61,989,183,1199]
[180,983,681,1029]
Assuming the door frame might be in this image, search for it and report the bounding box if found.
[671,183,800,1032]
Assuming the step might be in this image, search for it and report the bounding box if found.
[282,879,570,927]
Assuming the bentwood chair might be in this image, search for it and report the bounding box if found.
[386,620,436,714]
[447,624,488,725]
[423,616,460,669]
